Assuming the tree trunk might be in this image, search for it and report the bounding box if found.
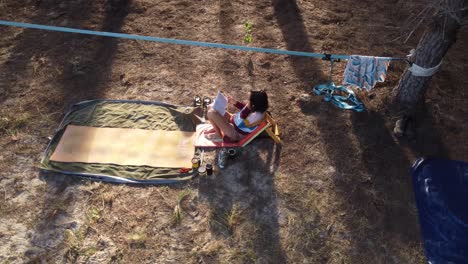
[394,0,466,115]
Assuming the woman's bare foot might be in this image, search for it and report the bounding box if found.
[205,132,223,142]
[204,128,217,134]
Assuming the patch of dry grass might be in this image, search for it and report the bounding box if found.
[126,227,147,247]
[0,112,32,135]
[0,195,13,216]
[171,189,192,225]
[64,226,95,261]
[208,203,243,235]
[86,206,103,222]
[224,247,258,264]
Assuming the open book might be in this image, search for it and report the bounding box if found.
[212,91,228,116]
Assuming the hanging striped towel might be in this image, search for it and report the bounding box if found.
[343,55,390,91]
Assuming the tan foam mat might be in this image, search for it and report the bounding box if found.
[50,125,196,168]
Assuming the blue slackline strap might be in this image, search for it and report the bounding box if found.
[313,83,365,112]
[0,20,405,61]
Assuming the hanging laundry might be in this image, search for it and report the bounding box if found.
[313,82,365,112]
[343,55,391,91]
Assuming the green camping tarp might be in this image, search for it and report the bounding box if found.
[40,100,203,184]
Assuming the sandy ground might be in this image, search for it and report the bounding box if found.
[0,0,467,263]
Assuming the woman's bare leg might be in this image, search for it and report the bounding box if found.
[206,112,232,134]
[206,110,223,137]
[206,109,240,141]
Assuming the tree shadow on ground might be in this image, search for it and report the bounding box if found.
[0,0,132,261]
[25,171,84,262]
[270,0,447,262]
[271,0,327,88]
[349,109,446,262]
[198,140,286,263]
[218,0,253,92]
[0,0,130,112]
[405,106,450,158]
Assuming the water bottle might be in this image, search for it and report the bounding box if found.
[218,148,228,169]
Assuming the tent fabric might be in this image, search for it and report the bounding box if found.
[411,158,468,264]
[40,100,203,184]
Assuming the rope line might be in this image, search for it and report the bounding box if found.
[0,20,405,61]
[0,20,408,113]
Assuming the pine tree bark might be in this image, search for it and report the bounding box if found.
[394,0,466,115]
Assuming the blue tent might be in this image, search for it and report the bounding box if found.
[411,158,468,264]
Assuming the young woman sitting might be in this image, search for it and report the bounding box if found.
[205,90,269,142]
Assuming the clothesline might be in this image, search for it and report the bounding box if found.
[0,20,407,62]
[0,20,441,113]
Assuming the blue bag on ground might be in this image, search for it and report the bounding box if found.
[411,158,468,264]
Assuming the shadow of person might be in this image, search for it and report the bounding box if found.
[198,139,286,263]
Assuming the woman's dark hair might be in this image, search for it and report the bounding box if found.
[249,90,269,113]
